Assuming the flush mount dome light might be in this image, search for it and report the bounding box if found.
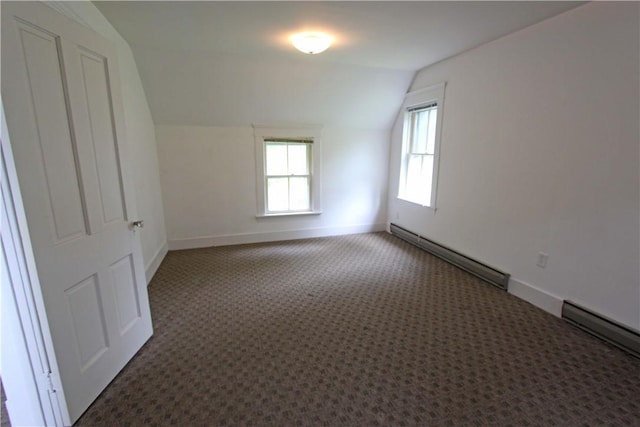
[291,32,333,54]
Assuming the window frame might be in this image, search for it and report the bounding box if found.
[398,83,446,209]
[253,124,323,217]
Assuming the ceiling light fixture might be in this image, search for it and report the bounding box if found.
[291,32,333,54]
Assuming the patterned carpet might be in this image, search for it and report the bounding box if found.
[75,232,640,426]
[1,380,9,427]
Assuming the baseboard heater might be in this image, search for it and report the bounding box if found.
[389,223,510,290]
[562,301,640,359]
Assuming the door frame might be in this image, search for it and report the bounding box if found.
[1,98,67,425]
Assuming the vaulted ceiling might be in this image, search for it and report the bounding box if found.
[95,1,583,130]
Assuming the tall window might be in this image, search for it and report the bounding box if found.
[253,125,322,216]
[265,139,311,212]
[398,83,445,208]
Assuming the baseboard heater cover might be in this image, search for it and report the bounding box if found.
[562,301,640,359]
[389,223,510,290]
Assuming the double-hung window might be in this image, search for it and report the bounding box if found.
[398,83,445,208]
[254,125,322,216]
[264,139,312,212]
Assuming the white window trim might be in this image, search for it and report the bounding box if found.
[253,124,323,217]
[398,82,446,210]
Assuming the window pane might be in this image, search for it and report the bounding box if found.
[426,108,437,155]
[267,177,289,211]
[288,144,309,175]
[404,154,434,206]
[421,155,434,206]
[412,110,429,154]
[405,155,424,204]
[266,144,288,175]
[289,177,310,211]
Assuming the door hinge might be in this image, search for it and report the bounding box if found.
[45,371,56,393]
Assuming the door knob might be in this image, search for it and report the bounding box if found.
[130,220,144,229]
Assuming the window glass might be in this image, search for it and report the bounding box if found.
[267,177,289,211]
[289,177,310,211]
[266,144,288,175]
[426,108,437,154]
[413,110,429,154]
[288,144,309,175]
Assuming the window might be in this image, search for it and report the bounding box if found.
[398,83,445,208]
[254,125,322,216]
[265,139,311,212]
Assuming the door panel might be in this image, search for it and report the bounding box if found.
[76,48,126,226]
[2,3,153,424]
[108,255,142,335]
[64,274,110,371]
[16,20,88,243]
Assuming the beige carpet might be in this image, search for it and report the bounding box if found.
[75,232,640,426]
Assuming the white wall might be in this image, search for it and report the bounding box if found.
[131,47,414,131]
[46,2,168,280]
[388,2,640,329]
[157,125,389,248]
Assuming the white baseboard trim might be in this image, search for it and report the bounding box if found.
[168,223,387,251]
[145,242,168,285]
[508,278,563,318]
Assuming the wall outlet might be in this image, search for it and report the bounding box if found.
[537,252,549,268]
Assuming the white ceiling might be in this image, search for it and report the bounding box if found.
[94,1,583,129]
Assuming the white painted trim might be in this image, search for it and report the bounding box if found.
[1,99,67,425]
[44,1,92,29]
[144,242,168,285]
[168,223,386,250]
[1,173,50,427]
[256,211,322,218]
[403,82,446,109]
[508,278,563,318]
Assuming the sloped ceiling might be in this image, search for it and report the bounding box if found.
[95,1,582,130]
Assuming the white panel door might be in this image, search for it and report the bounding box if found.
[1,2,153,423]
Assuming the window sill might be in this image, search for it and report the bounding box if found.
[256,211,322,218]
[397,197,437,212]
